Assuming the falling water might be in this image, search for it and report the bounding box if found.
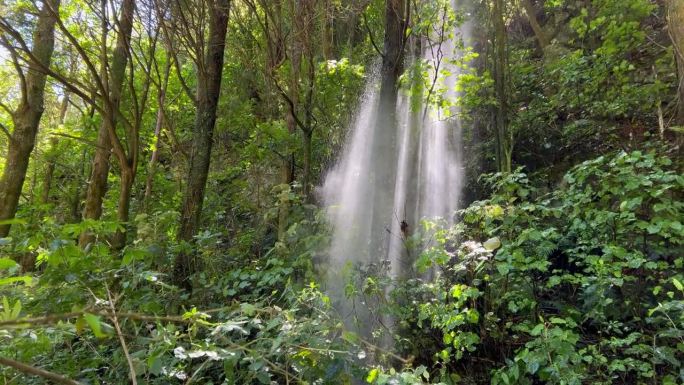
[321,0,473,341]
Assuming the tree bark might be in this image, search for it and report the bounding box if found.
[368,0,407,248]
[322,0,333,60]
[493,0,511,172]
[41,93,69,204]
[668,0,684,126]
[174,0,231,288]
[110,167,134,248]
[301,0,317,202]
[0,0,60,237]
[70,149,88,222]
[79,0,135,247]
[277,0,303,241]
[380,0,406,102]
[521,0,549,51]
[143,62,171,212]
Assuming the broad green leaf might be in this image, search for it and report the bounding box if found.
[483,237,501,251]
[673,278,684,292]
[0,276,32,286]
[83,313,106,338]
[0,258,18,270]
[366,368,379,383]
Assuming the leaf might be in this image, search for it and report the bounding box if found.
[0,258,18,270]
[483,237,502,251]
[10,299,21,319]
[0,276,32,286]
[673,278,684,292]
[342,330,359,344]
[83,313,106,338]
[526,360,540,375]
[240,303,257,316]
[0,218,26,226]
[366,368,379,383]
[530,324,545,336]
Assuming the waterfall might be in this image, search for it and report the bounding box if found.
[321,0,473,342]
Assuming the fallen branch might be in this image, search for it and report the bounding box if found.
[0,311,188,327]
[0,356,81,385]
[0,305,240,328]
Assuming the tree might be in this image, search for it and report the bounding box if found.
[172,0,232,287]
[142,59,171,211]
[368,0,408,242]
[520,0,549,51]
[79,0,136,247]
[0,0,61,237]
[668,0,684,126]
[40,90,69,205]
[492,0,512,172]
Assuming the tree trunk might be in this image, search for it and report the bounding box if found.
[521,0,548,52]
[0,0,60,237]
[301,0,316,202]
[668,0,684,126]
[174,0,231,288]
[277,0,303,241]
[380,0,406,102]
[368,0,407,251]
[492,0,511,172]
[143,62,171,212]
[322,0,333,60]
[79,0,135,247]
[70,149,88,222]
[41,93,69,204]
[302,129,313,200]
[110,167,133,249]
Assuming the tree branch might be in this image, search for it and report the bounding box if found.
[50,132,107,150]
[0,121,13,141]
[0,356,81,385]
[0,101,15,118]
[106,286,137,385]
[363,12,385,58]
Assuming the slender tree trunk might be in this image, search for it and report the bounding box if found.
[302,130,312,199]
[79,0,135,246]
[110,167,133,248]
[143,62,171,212]
[380,0,406,102]
[70,149,88,222]
[521,0,548,52]
[322,0,333,60]
[81,127,111,224]
[492,0,511,172]
[277,0,302,241]
[301,0,316,202]
[41,93,69,204]
[668,0,684,126]
[0,0,60,237]
[174,0,231,288]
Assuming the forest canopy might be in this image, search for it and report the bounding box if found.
[0,0,682,384]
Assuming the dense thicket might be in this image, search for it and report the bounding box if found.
[0,0,681,384]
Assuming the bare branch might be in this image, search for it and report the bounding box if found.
[0,356,81,385]
[0,101,14,118]
[0,32,28,103]
[106,286,137,385]
[0,121,13,140]
[363,12,385,58]
[50,132,107,149]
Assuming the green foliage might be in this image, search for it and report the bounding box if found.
[367,148,682,384]
[0,216,357,384]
